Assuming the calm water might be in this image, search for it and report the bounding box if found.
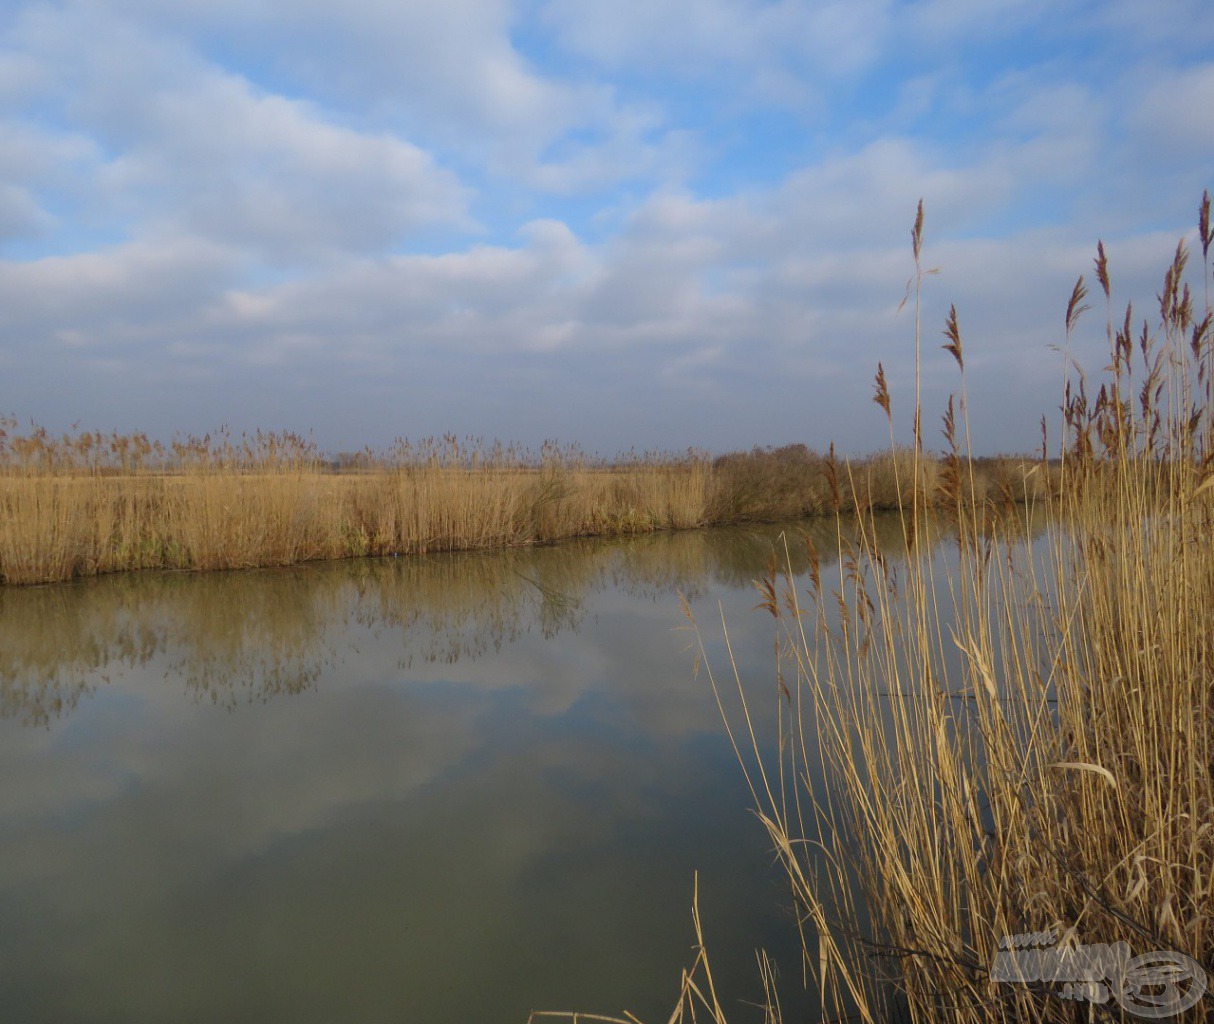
[0,516,966,1024]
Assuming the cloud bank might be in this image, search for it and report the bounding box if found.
[1,0,1212,455]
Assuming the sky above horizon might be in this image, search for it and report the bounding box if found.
[2,1,1212,457]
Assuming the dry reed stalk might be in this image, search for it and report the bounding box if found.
[683,197,1213,1024]
[0,440,718,584]
[0,423,1035,586]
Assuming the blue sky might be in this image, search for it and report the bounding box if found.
[1,0,1212,456]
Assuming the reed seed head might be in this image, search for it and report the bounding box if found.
[942,304,963,371]
[1200,190,1211,262]
[1094,241,1110,300]
[1066,275,1091,337]
[873,363,892,420]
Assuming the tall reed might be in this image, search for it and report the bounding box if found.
[0,423,1039,585]
[0,432,716,584]
[687,195,1214,1023]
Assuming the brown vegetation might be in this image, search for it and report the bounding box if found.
[0,423,1050,586]
[681,194,1214,1023]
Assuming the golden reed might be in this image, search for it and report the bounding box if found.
[0,426,1042,586]
[679,194,1214,1024]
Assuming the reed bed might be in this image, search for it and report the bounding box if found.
[680,195,1214,1023]
[0,432,708,584]
[0,424,1042,586]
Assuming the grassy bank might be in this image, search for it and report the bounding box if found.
[676,197,1214,1023]
[0,425,1047,586]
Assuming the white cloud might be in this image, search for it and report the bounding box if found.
[0,120,103,245]
[0,182,50,239]
[52,0,684,193]
[4,6,470,262]
[0,238,240,340]
[0,0,1210,456]
[1096,0,1214,53]
[0,49,46,102]
[103,75,471,258]
[3,106,1200,456]
[1129,63,1214,155]
[902,0,1058,45]
[539,0,891,82]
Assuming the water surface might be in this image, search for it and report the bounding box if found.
[0,517,946,1023]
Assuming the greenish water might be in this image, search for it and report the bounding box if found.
[0,517,929,1024]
